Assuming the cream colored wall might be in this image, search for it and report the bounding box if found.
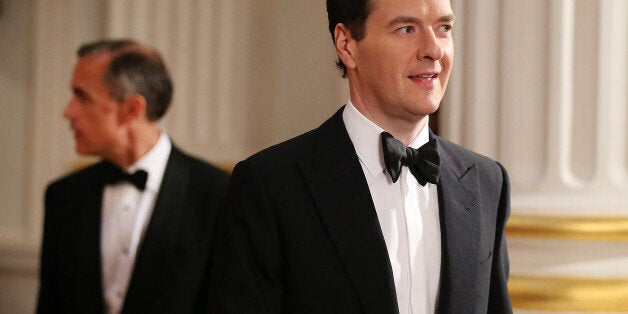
[0,0,625,313]
[0,1,39,312]
[1,1,106,312]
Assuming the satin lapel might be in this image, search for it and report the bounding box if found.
[434,136,482,310]
[125,148,187,301]
[75,163,107,308]
[299,108,399,314]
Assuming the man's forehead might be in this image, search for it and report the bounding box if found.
[71,53,112,91]
[78,51,113,66]
[74,53,111,77]
[369,0,453,18]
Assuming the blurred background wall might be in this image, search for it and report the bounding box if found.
[0,0,625,313]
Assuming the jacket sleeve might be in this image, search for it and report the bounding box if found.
[487,162,513,313]
[208,161,284,314]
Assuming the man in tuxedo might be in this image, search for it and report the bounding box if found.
[38,39,229,313]
[209,0,512,313]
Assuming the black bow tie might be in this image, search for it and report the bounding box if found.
[381,132,440,186]
[104,165,148,191]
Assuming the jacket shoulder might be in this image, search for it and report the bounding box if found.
[46,161,108,194]
[169,146,231,192]
[242,127,321,169]
[172,147,229,176]
[241,107,347,171]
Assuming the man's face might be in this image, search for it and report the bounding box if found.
[349,0,454,123]
[64,53,124,157]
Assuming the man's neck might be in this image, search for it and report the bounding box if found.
[349,97,428,146]
[107,125,161,169]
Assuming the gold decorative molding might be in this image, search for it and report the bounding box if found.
[510,275,628,311]
[506,214,628,241]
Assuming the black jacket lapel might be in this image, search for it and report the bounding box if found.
[75,163,109,312]
[123,147,188,309]
[299,108,399,314]
[434,135,482,312]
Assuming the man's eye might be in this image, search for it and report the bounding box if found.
[397,26,415,34]
[439,25,453,33]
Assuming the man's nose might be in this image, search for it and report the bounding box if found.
[417,30,445,61]
[63,100,75,120]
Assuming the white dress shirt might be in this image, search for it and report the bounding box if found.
[101,131,172,314]
[343,102,441,314]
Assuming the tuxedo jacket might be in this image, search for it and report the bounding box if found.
[209,107,512,314]
[38,146,229,314]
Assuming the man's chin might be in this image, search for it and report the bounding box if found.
[75,145,93,156]
[409,103,440,117]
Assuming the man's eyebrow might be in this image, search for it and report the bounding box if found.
[439,15,455,22]
[387,14,455,27]
[387,16,420,27]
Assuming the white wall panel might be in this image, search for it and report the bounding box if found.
[448,0,627,216]
[598,0,628,188]
[1,1,105,311]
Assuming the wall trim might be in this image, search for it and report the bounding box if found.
[510,275,628,311]
[507,214,628,241]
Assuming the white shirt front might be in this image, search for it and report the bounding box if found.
[101,131,172,314]
[343,102,441,314]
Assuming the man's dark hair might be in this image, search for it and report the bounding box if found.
[77,39,173,121]
[326,0,374,78]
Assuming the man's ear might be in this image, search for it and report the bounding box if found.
[119,94,147,124]
[334,23,357,71]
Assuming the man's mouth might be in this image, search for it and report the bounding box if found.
[410,73,438,81]
[409,72,439,85]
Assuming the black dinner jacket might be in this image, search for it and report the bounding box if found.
[210,106,512,313]
[38,145,229,314]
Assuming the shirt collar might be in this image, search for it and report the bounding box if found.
[342,100,430,178]
[127,131,172,192]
